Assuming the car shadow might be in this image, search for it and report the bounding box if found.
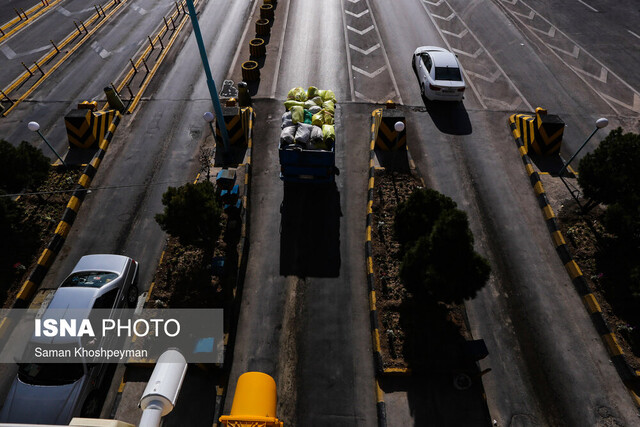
[422,96,472,135]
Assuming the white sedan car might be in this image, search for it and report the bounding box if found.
[412,46,466,102]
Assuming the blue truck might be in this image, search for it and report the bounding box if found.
[278,140,336,183]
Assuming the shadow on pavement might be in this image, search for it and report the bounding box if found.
[422,97,472,136]
[280,183,341,278]
[528,152,565,176]
[376,149,411,173]
[380,300,491,426]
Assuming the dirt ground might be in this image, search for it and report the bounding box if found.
[370,172,472,371]
[2,168,81,307]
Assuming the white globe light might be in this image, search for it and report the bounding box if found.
[203,112,214,123]
[394,121,405,132]
[595,118,608,129]
[27,121,40,132]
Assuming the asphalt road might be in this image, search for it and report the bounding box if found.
[1,0,640,425]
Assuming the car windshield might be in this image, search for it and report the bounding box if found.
[434,66,462,81]
[61,271,118,288]
[18,362,84,385]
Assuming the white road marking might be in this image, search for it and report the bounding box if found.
[1,45,16,59]
[571,65,607,83]
[432,12,455,21]
[347,0,360,3]
[441,28,468,38]
[512,10,535,20]
[345,9,369,18]
[549,43,579,58]
[131,5,147,15]
[99,49,111,59]
[57,6,98,16]
[423,0,444,6]
[628,30,640,40]
[599,92,640,113]
[1,44,51,59]
[499,0,640,115]
[352,65,386,78]
[347,24,374,35]
[466,69,501,83]
[451,47,483,59]
[355,90,396,103]
[577,0,598,13]
[349,43,380,55]
[271,0,291,98]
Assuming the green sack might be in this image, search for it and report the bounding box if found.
[284,100,305,111]
[312,112,324,126]
[303,109,313,125]
[322,100,335,113]
[307,86,319,99]
[323,110,334,125]
[322,124,335,145]
[287,87,307,102]
[316,89,326,99]
[291,106,304,124]
[321,90,336,102]
[311,96,323,106]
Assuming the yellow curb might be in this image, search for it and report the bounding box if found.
[565,260,583,280]
[583,294,601,314]
[602,333,623,356]
[551,230,566,247]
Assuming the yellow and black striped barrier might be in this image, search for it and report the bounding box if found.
[215,105,255,146]
[374,103,406,151]
[13,112,122,309]
[507,116,640,407]
[64,107,116,149]
[367,108,387,427]
[510,107,564,156]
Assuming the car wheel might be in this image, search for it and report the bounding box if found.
[420,83,425,98]
[127,285,138,308]
[412,58,417,74]
[81,392,101,418]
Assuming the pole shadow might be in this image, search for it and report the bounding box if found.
[279,182,341,278]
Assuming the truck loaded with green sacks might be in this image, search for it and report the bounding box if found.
[279,86,338,183]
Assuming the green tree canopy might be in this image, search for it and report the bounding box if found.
[578,128,640,243]
[0,140,51,193]
[396,189,491,304]
[155,181,222,249]
[393,187,457,249]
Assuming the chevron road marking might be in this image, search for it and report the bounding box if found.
[352,65,387,78]
[347,24,374,35]
[530,25,556,37]
[345,9,369,18]
[549,43,580,58]
[423,0,444,5]
[599,92,640,114]
[441,28,468,38]
[451,47,483,59]
[512,10,535,20]
[349,43,380,55]
[432,12,455,21]
[571,65,608,83]
[466,69,501,83]
[355,90,397,103]
[347,0,360,3]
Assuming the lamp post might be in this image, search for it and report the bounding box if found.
[185,0,229,153]
[27,121,67,167]
[558,117,608,205]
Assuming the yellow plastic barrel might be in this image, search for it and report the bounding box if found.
[230,372,276,417]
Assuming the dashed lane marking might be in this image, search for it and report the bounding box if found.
[577,0,598,13]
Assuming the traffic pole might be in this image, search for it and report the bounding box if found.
[184,0,230,154]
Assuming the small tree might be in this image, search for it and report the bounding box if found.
[393,188,457,249]
[0,140,51,193]
[155,181,222,249]
[396,189,491,304]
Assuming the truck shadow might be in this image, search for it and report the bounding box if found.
[279,183,341,278]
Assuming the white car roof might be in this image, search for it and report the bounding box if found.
[72,254,130,275]
[415,46,460,68]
